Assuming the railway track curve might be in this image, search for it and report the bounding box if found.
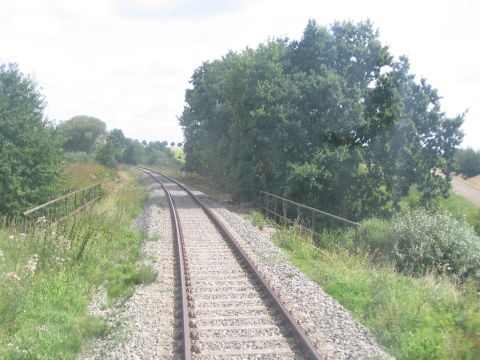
[135,166,322,359]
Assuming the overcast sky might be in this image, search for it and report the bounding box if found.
[1,0,478,148]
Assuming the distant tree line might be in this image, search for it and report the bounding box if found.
[180,20,464,220]
[0,62,181,215]
[57,116,182,168]
[455,147,480,178]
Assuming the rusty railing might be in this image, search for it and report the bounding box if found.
[257,190,360,240]
[23,182,102,223]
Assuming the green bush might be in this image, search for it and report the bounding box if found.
[390,209,480,281]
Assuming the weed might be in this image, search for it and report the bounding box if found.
[250,210,266,230]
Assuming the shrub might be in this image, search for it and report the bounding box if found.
[390,209,480,281]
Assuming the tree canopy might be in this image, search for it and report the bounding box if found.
[455,147,480,178]
[58,115,106,153]
[180,20,464,220]
[0,64,63,215]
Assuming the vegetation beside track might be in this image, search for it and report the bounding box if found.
[0,166,153,359]
[273,224,480,360]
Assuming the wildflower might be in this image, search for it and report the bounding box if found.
[36,216,47,224]
[25,254,39,276]
[8,235,14,240]
[20,233,26,238]
[54,256,65,266]
[57,235,70,251]
[5,272,21,283]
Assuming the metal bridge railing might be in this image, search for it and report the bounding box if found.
[257,190,360,240]
[23,182,102,223]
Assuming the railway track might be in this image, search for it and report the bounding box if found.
[135,166,322,360]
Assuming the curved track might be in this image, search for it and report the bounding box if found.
[136,166,322,360]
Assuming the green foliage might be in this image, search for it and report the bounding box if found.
[356,218,392,256]
[439,192,480,235]
[106,263,157,300]
[95,140,117,168]
[354,209,480,282]
[62,163,117,192]
[455,147,480,177]
[0,168,148,358]
[250,210,266,229]
[57,115,106,153]
[275,226,480,360]
[390,209,480,281]
[180,20,464,220]
[0,63,64,215]
[63,151,95,164]
[122,140,145,165]
[106,128,128,161]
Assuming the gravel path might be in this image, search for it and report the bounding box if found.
[81,175,179,359]
[452,176,480,206]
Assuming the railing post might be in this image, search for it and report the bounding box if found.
[265,192,269,218]
[311,210,315,241]
[282,199,287,224]
[274,196,278,222]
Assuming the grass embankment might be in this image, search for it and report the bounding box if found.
[269,222,480,360]
[0,167,153,359]
[62,163,117,191]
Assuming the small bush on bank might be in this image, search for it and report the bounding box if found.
[390,209,480,281]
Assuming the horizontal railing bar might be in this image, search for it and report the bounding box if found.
[258,205,321,237]
[258,190,360,227]
[23,182,101,216]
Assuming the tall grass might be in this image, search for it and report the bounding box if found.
[275,226,480,360]
[0,168,151,359]
[61,163,117,191]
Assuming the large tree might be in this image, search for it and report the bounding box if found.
[0,64,63,215]
[58,115,106,153]
[180,20,464,219]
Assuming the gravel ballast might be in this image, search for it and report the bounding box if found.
[82,171,393,359]
[194,189,393,360]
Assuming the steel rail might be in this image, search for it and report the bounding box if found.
[140,169,192,360]
[136,166,323,360]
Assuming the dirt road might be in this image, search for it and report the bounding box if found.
[452,177,480,207]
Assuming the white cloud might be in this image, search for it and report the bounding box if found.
[1,0,478,147]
